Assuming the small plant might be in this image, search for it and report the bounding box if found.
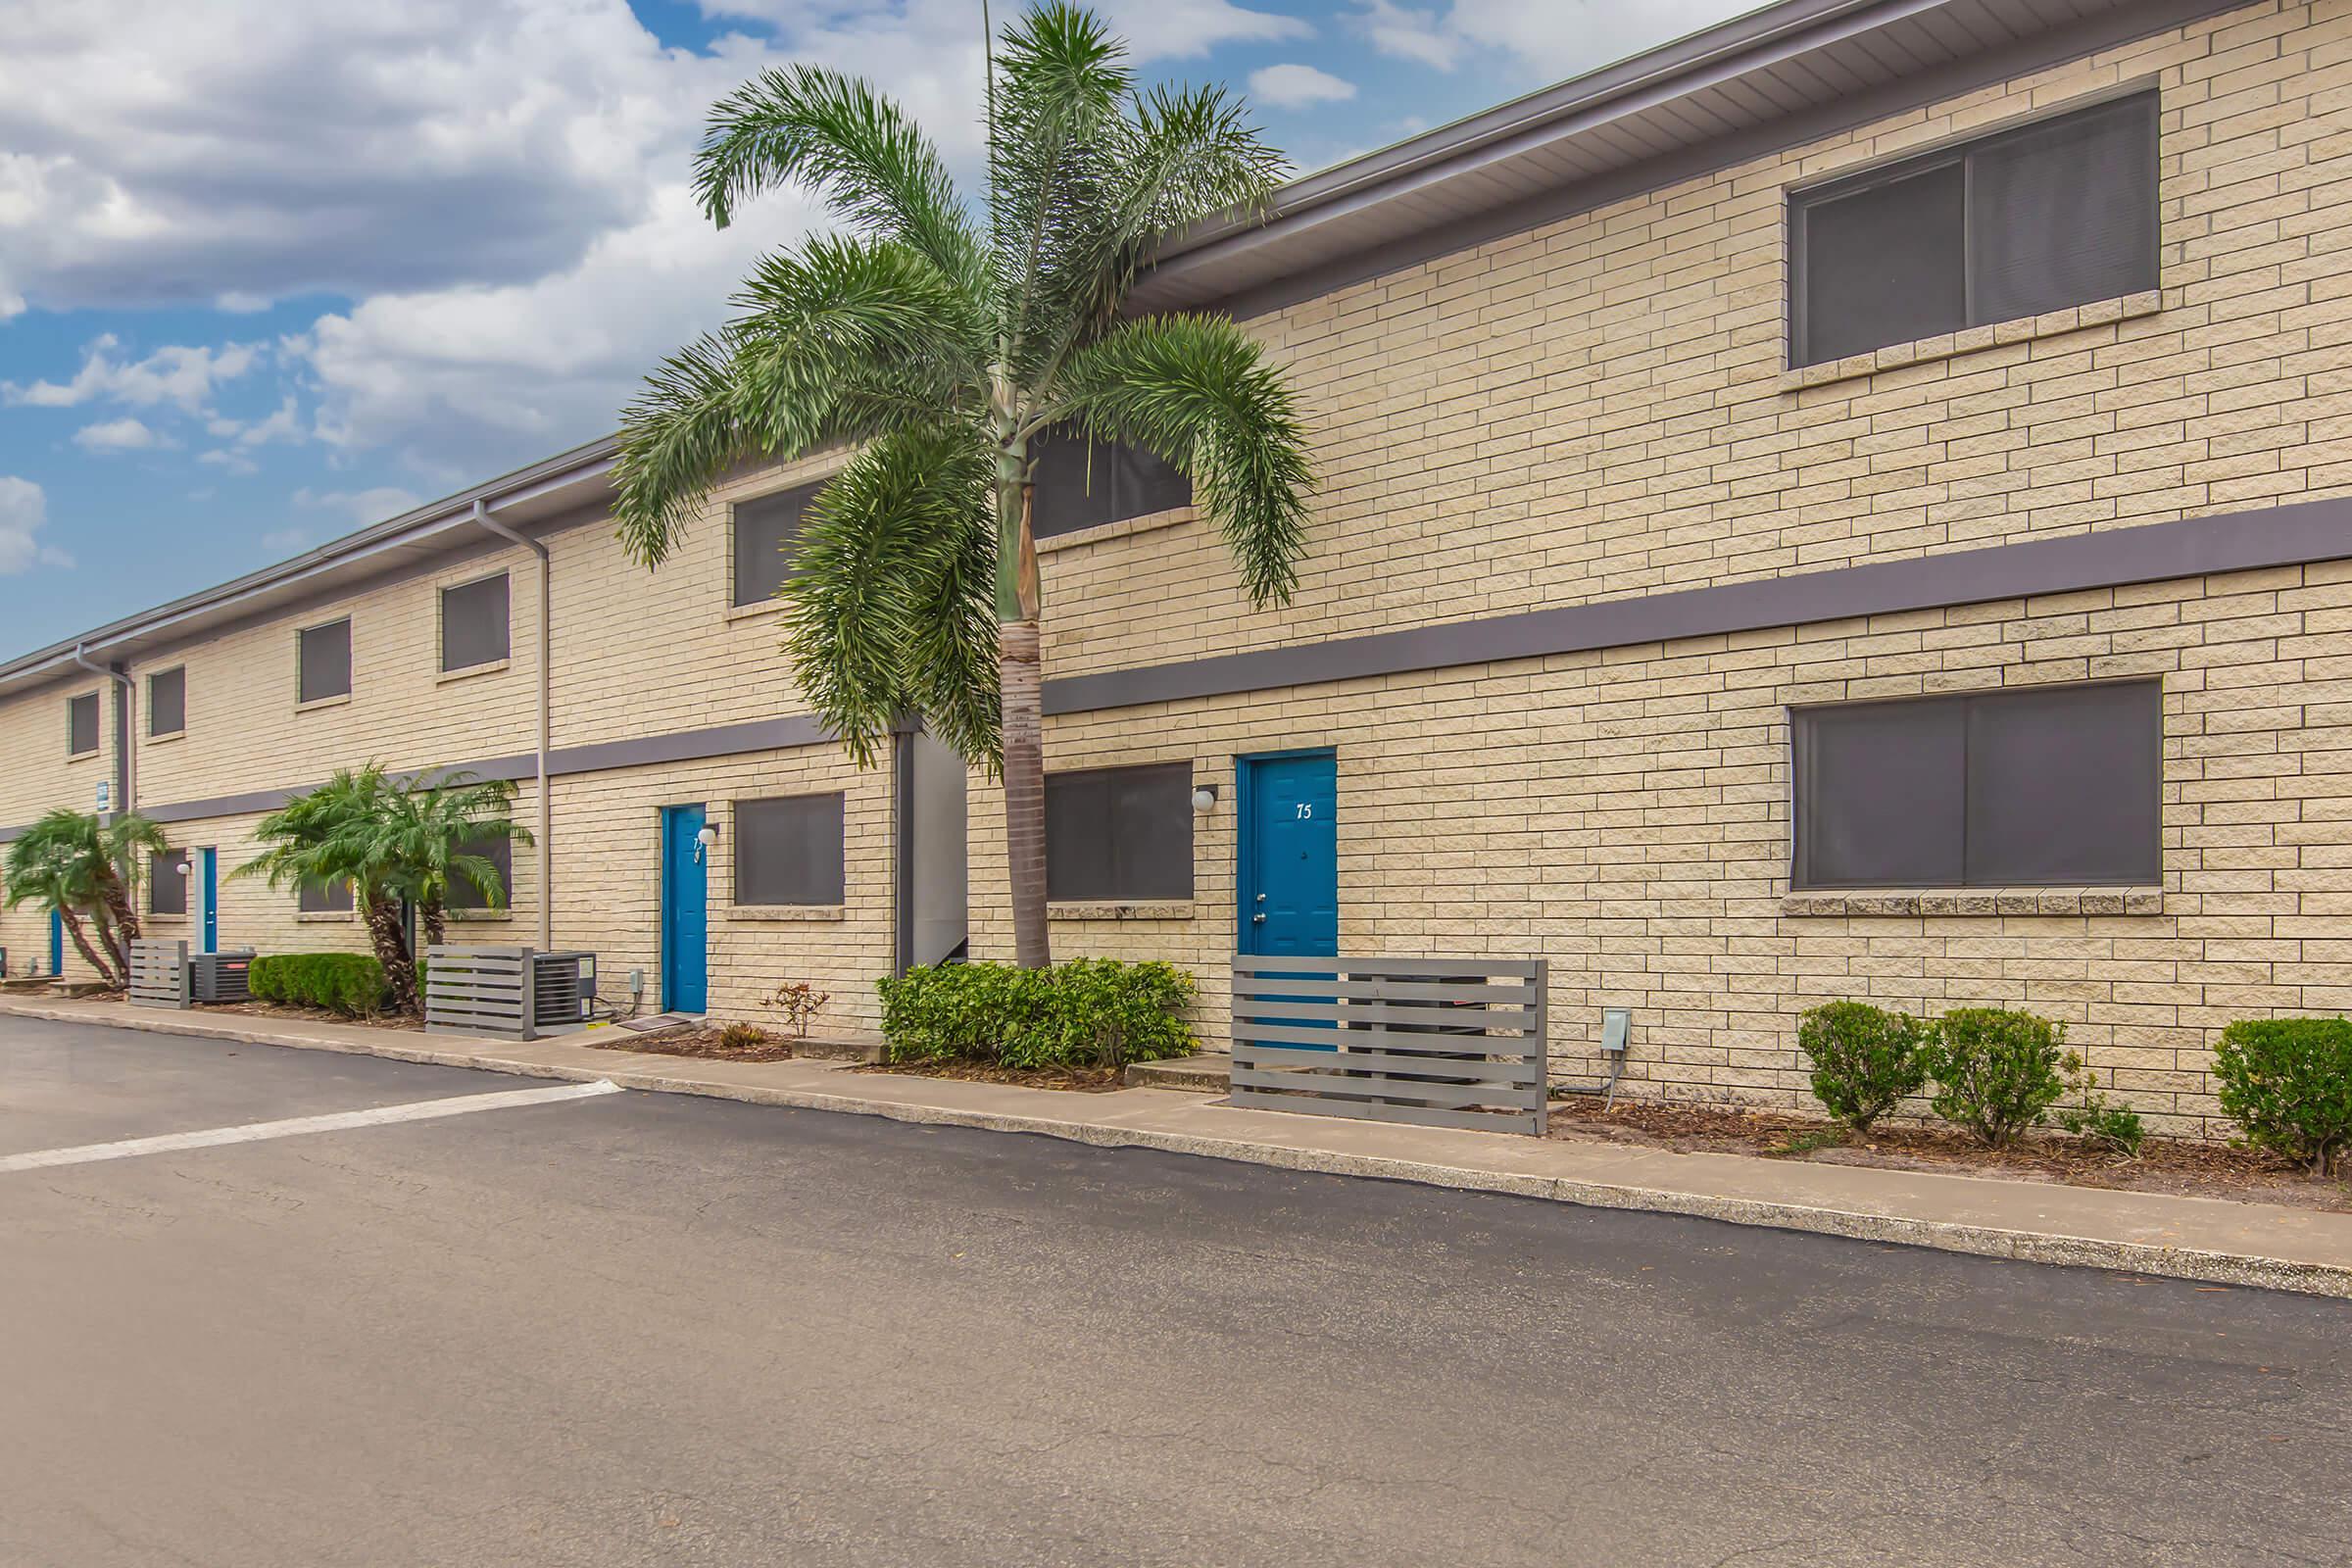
[2213,1017,2352,1177]
[1923,1006,2068,1149]
[716,1020,772,1053]
[1796,1001,1929,1131]
[1764,1127,1846,1158]
[764,980,830,1040]
[2050,1052,2145,1156]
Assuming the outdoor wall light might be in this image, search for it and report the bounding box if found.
[1191,784,1218,812]
[174,860,190,877]
[695,823,719,862]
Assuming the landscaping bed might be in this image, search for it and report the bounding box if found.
[585,1024,798,1063]
[1546,1096,2352,1213]
[205,1000,425,1033]
[851,1058,1125,1093]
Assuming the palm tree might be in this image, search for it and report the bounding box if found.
[1,808,166,987]
[235,766,532,1016]
[612,3,1313,967]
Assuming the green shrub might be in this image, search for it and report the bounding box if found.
[1924,1006,2068,1148]
[1796,1001,1928,1131]
[2213,1017,2352,1176]
[2049,1051,2145,1156]
[878,959,1198,1070]
[249,953,390,1017]
[716,1020,772,1052]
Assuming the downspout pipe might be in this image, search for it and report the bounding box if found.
[72,645,135,820]
[470,500,553,949]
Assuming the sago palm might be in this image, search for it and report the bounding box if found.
[612,2,1313,966]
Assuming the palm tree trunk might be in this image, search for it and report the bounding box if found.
[90,902,129,982]
[362,892,421,1016]
[998,472,1051,969]
[59,906,118,987]
[421,898,447,950]
[101,867,140,956]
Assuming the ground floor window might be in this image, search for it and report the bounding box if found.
[733,792,846,906]
[1045,761,1193,901]
[1791,679,2162,889]
[447,837,514,911]
[150,850,188,916]
[299,877,354,913]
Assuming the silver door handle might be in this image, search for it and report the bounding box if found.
[1251,913,1266,923]
[1254,893,1266,902]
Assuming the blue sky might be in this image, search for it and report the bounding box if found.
[0,0,1750,654]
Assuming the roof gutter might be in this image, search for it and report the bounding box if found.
[470,499,554,950]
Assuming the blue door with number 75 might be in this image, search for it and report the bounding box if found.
[660,805,710,1014]
[1238,751,1337,957]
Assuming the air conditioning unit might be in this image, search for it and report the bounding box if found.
[530,951,597,1031]
[190,949,255,1004]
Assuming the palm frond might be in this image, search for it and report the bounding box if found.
[696,64,987,295]
[1051,314,1314,606]
[782,423,1001,767]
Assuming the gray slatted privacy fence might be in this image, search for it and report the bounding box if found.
[425,945,536,1038]
[128,938,191,1009]
[1230,956,1548,1135]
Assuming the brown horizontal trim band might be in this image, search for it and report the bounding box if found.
[1193,0,2235,321]
[1041,498,2352,715]
[0,714,841,839]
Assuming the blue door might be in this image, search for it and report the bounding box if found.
[198,847,219,954]
[1238,751,1338,956]
[660,805,710,1013]
[49,909,63,976]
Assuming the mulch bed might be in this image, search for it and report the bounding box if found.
[1546,1096,2351,1212]
[157,1000,426,1033]
[848,1059,1127,1093]
[585,1025,798,1063]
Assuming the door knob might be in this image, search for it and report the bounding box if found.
[1251,912,1266,923]
[1254,893,1266,902]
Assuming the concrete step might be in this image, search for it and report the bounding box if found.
[1124,1053,1232,1093]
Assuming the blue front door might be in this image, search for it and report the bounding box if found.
[1239,751,1338,956]
[198,848,219,953]
[49,909,63,976]
[661,805,710,1013]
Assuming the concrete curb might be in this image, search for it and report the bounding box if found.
[9,1001,2349,1299]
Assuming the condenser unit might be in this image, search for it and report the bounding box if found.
[190,949,255,1004]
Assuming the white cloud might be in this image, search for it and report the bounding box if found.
[215,290,271,314]
[1350,0,1751,78]
[1249,63,1357,110]
[293,486,424,526]
[198,448,258,476]
[0,476,73,572]
[260,526,311,554]
[3,334,260,412]
[71,416,170,452]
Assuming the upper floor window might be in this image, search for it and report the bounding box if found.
[440,572,510,672]
[1029,429,1192,541]
[298,617,352,705]
[66,691,99,758]
[1045,761,1193,901]
[733,481,819,607]
[147,666,185,737]
[733,792,846,906]
[1789,91,2157,368]
[1791,680,2161,890]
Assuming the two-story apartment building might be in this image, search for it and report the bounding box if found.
[4,0,2345,1135]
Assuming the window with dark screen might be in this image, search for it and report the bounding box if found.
[734,793,847,906]
[440,573,510,672]
[733,482,820,607]
[1028,428,1192,540]
[1045,762,1194,901]
[298,618,352,704]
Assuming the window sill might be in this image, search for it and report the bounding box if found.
[65,749,99,764]
[145,729,185,747]
[1034,507,1192,557]
[1782,888,2164,917]
[294,693,352,714]
[447,908,513,922]
[723,597,786,624]
[296,910,356,922]
[725,905,847,922]
[1048,900,1194,920]
[1781,290,2162,392]
[144,914,189,926]
[436,660,509,686]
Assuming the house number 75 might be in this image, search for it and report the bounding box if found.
[1296,803,1314,819]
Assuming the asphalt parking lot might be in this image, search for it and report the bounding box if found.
[4,1014,2348,1567]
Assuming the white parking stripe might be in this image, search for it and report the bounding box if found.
[0,1079,624,1174]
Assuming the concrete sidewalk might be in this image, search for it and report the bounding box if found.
[8,995,2351,1299]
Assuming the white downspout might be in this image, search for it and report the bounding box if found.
[71,644,135,817]
[470,501,554,949]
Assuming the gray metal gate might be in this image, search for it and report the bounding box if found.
[1229,956,1548,1135]
[127,938,191,1009]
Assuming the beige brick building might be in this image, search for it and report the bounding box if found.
[5,0,2348,1134]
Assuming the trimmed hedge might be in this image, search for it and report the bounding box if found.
[1924,1006,2069,1149]
[1796,1001,1928,1131]
[2214,1017,2352,1176]
[878,958,1198,1070]
[249,953,390,1017]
